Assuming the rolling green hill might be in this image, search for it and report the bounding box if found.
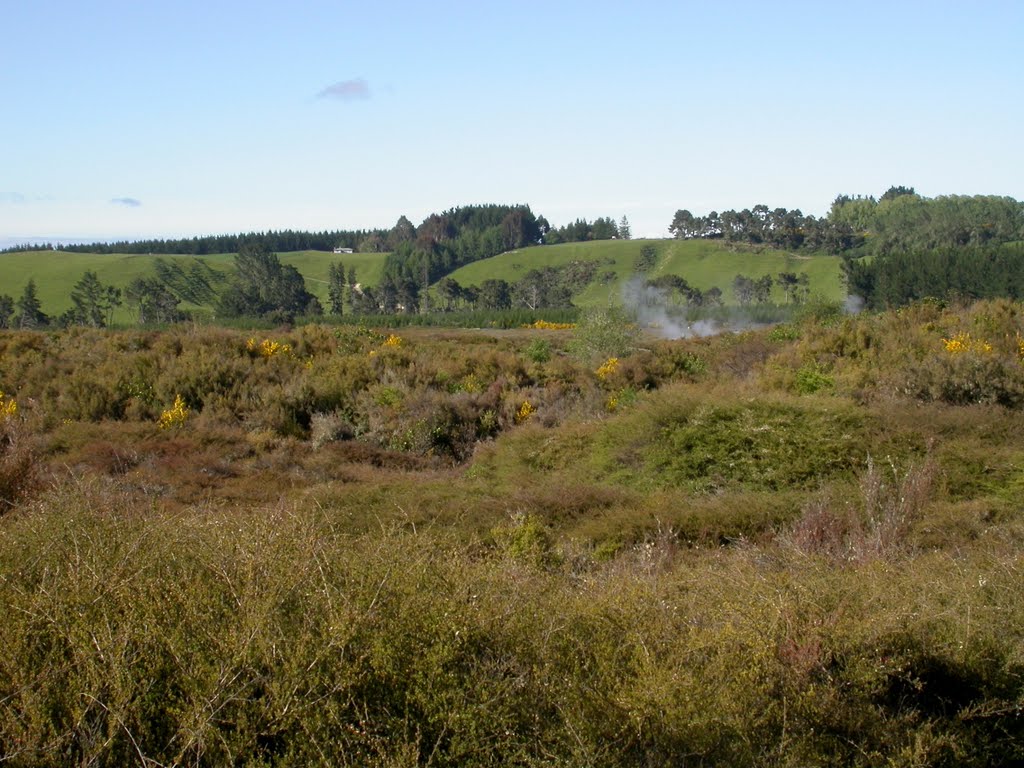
[2,250,390,322]
[446,239,847,307]
[2,239,845,323]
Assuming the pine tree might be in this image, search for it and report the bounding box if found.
[346,266,358,314]
[327,262,346,315]
[68,270,121,327]
[619,216,632,240]
[0,294,14,328]
[15,279,48,329]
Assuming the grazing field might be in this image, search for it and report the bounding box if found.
[3,240,845,323]
[447,239,847,306]
[0,251,234,321]
[1,300,1023,765]
[0,250,390,322]
[277,249,389,303]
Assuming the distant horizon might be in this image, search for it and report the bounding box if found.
[5,185,1022,254]
[0,201,681,250]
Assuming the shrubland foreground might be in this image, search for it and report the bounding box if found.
[1,300,1024,766]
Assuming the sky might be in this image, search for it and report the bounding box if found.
[1,0,1022,248]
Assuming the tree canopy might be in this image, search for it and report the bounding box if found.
[669,189,1024,257]
[217,243,321,320]
[844,245,1024,309]
[15,280,48,329]
[62,271,122,328]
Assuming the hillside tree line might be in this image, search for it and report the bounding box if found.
[669,187,1024,257]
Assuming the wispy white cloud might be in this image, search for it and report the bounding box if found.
[1,193,56,205]
[316,78,371,101]
[110,197,142,207]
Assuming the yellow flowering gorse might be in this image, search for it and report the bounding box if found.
[523,320,576,330]
[158,394,190,430]
[247,338,292,358]
[383,334,403,348]
[595,357,620,381]
[0,391,17,421]
[515,400,535,424]
[942,332,992,355]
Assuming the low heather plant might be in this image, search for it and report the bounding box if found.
[787,454,938,562]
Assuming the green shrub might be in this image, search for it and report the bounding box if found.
[594,392,873,492]
[569,306,640,363]
[1,474,1023,765]
[767,323,800,342]
[491,512,557,566]
[524,338,552,364]
[795,362,834,394]
[2,310,1024,765]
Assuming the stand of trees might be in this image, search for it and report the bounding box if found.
[375,205,543,299]
[374,207,634,309]
[834,193,1024,256]
[543,216,624,244]
[644,275,724,308]
[0,280,49,329]
[345,261,599,316]
[669,204,860,253]
[1,202,637,324]
[670,188,1024,257]
[731,274,775,306]
[61,271,122,328]
[7,190,1023,325]
[5,228,391,256]
[217,243,321,321]
[125,278,187,325]
[844,245,1024,309]
[2,205,635,258]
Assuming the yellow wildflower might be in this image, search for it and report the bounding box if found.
[247,338,291,358]
[596,357,620,381]
[523,320,576,330]
[515,400,535,424]
[158,394,190,430]
[942,332,992,355]
[0,391,17,421]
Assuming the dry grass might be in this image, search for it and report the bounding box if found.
[0,420,41,512]
[786,455,938,562]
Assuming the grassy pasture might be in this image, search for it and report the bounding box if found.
[0,251,236,322]
[447,238,847,306]
[278,249,389,303]
[1,249,390,321]
[3,240,843,323]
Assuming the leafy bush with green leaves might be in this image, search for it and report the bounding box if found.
[524,337,551,364]
[593,393,878,492]
[795,362,834,394]
[568,306,640,363]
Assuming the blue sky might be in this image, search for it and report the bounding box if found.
[2,0,1021,247]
